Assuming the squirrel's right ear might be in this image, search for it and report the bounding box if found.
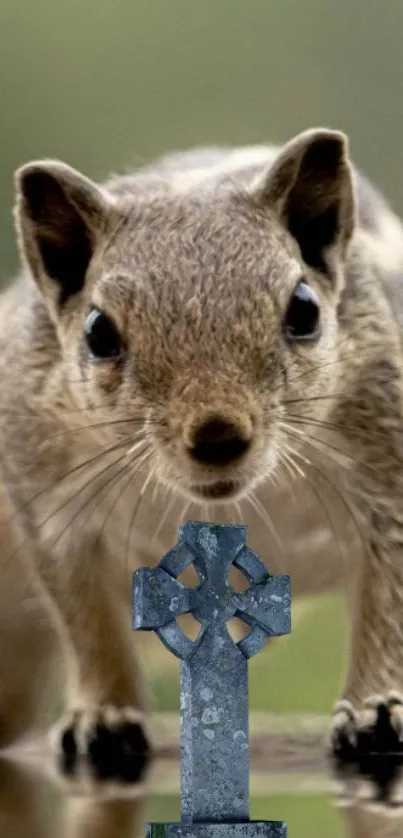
[14,161,114,308]
[251,128,356,278]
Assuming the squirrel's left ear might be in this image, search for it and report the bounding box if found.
[14,160,115,310]
[252,128,356,273]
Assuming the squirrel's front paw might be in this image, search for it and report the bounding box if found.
[330,692,403,762]
[49,705,150,779]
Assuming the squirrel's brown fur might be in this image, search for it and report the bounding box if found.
[1,128,403,760]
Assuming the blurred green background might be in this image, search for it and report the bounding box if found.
[2,0,403,282]
[0,0,401,717]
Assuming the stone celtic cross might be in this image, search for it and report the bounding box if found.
[133,521,291,838]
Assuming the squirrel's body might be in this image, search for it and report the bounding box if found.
[2,129,403,761]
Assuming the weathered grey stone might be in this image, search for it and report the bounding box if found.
[145,824,287,838]
[133,521,291,837]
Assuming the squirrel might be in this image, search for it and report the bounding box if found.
[1,126,403,768]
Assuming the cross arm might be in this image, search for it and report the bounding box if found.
[132,566,191,630]
[236,575,291,637]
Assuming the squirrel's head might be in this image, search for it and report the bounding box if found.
[14,128,355,505]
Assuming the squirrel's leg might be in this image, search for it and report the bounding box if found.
[0,589,57,746]
[327,348,403,761]
[36,539,150,767]
[0,501,59,746]
[331,499,403,760]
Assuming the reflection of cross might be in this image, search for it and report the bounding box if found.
[133,521,290,838]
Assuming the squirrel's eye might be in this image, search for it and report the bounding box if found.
[84,307,123,360]
[284,281,321,341]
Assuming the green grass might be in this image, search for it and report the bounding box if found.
[144,591,349,715]
[252,794,344,837]
[249,591,348,713]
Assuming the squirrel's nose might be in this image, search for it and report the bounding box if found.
[187,416,252,466]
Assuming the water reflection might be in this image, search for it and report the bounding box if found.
[341,803,403,837]
[0,754,149,838]
[2,752,403,837]
[336,758,403,836]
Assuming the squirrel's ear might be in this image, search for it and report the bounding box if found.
[14,161,113,307]
[252,128,356,273]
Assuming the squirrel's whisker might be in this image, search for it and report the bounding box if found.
[245,491,283,554]
[123,450,158,576]
[280,434,347,573]
[284,431,368,558]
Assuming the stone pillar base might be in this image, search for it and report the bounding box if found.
[145,822,287,837]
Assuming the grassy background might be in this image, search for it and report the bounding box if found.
[2,0,403,281]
